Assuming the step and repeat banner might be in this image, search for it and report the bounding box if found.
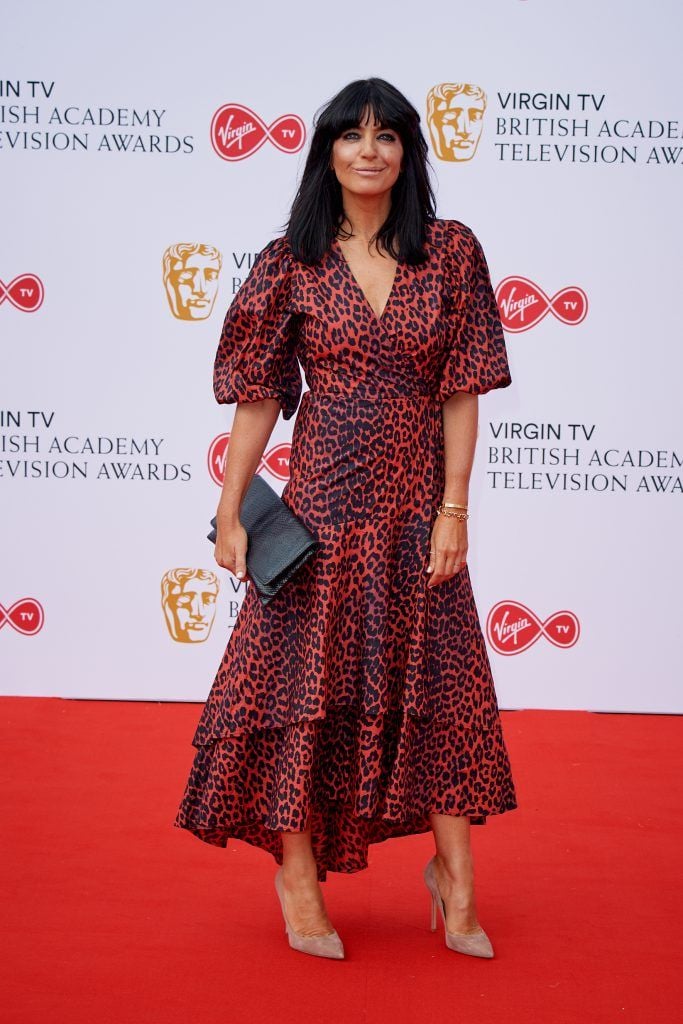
[2,2,681,710]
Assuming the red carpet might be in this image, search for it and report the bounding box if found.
[1,698,680,1024]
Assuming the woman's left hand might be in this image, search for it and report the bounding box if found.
[426,514,468,587]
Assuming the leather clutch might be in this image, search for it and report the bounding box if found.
[208,474,319,607]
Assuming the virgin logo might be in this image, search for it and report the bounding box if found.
[495,276,588,332]
[210,104,306,161]
[0,274,44,312]
[486,600,580,655]
[0,598,45,636]
[207,433,292,485]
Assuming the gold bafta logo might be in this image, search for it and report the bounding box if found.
[426,83,487,162]
[162,243,223,320]
[161,568,219,643]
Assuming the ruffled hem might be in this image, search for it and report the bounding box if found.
[174,704,517,881]
[176,501,519,880]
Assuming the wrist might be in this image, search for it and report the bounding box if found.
[443,472,470,503]
[216,503,242,525]
[442,491,469,503]
[436,502,469,521]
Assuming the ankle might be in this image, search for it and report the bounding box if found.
[434,855,475,902]
[436,851,473,879]
[281,860,320,885]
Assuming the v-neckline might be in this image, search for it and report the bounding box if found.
[332,235,401,325]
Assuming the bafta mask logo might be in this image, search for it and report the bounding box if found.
[426,83,487,162]
[162,243,223,320]
[161,568,219,643]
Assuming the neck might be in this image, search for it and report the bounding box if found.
[339,188,392,242]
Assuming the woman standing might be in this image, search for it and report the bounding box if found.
[175,78,517,960]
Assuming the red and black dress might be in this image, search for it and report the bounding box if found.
[174,218,518,880]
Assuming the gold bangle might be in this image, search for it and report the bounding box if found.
[436,506,469,521]
[440,501,468,510]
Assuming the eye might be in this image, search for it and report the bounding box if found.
[342,130,361,140]
[378,132,397,142]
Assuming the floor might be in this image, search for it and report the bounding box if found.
[1,698,680,1024]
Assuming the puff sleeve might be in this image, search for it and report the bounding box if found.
[437,222,512,401]
[213,237,302,420]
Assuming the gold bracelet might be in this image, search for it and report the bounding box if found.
[436,506,469,521]
[440,501,468,510]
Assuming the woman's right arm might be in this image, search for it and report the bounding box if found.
[214,398,281,580]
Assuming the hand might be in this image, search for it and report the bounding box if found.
[214,516,250,584]
[426,515,468,588]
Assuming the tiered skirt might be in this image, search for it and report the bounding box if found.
[174,507,517,881]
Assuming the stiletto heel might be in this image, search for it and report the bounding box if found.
[274,867,345,960]
[423,856,494,958]
[430,892,437,931]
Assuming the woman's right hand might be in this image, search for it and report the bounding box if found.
[214,517,250,583]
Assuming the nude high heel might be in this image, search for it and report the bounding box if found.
[423,855,494,958]
[274,867,345,959]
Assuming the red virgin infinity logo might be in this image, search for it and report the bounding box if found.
[207,433,291,485]
[0,598,45,635]
[210,104,306,161]
[486,600,580,655]
[0,274,45,312]
[495,276,587,332]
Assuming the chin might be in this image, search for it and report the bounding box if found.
[346,178,397,196]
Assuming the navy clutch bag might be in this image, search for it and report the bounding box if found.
[208,475,319,606]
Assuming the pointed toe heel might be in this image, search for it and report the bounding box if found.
[423,856,494,959]
[274,867,345,960]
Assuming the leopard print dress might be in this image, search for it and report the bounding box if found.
[174,218,518,880]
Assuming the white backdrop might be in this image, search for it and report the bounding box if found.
[2,0,681,711]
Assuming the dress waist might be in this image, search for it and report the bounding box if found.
[303,385,438,405]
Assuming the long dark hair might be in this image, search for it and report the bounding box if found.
[284,78,437,265]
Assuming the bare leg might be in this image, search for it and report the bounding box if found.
[280,824,335,937]
[429,813,482,934]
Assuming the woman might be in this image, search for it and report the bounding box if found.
[174,77,517,961]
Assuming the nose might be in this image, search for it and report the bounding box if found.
[193,271,207,296]
[359,132,378,159]
[454,111,469,137]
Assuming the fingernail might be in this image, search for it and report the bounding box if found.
[426,566,433,573]
[236,571,244,578]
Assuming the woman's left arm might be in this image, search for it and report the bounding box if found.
[426,391,478,587]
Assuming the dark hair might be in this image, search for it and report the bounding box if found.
[284,78,436,265]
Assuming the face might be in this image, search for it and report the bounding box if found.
[429,89,485,162]
[331,109,404,198]
[162,574,218,643]
[165,251,220,320]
